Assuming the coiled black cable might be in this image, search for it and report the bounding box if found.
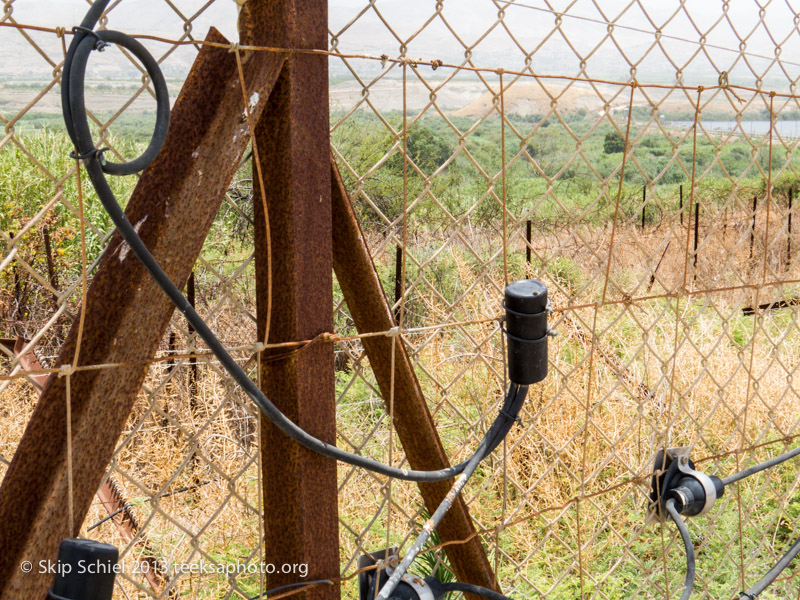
[61,0,527,483]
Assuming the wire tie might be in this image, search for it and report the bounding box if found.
[72,26,108,51]
[228,42,240,54]
[55,27,65,39]
[498,408,522,428]
[253,342,265,353]
[386,326,401,338]
[58,364,75,378]
[70,147,109,162]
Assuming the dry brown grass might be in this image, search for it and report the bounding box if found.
[2,205,800,599]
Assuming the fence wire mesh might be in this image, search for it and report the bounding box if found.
[3,1,800,599]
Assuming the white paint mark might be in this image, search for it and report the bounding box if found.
[119,216,148,262]
[249,91,260,109]
[192,147,200,159]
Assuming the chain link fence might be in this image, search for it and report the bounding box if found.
[3,1,800,598]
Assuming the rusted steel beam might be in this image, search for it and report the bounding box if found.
[0,336,48,391]
[239,2,340,598]
[94,478,173,596]
[0,29,284,598]
[3,335,172,597]
[330,158,499,595]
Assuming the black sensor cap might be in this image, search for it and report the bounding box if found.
[48,539,119,600]
[504,280,548,385]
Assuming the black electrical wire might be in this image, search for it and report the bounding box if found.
[61,0,527,484]
[737,534,800,599]
[436,582,514,600]
[722,446,800,487]
[376,386,527,598]
[666,498,696,600]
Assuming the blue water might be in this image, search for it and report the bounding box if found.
[665,120,800,137]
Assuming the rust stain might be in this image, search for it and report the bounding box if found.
[0,28,285,598]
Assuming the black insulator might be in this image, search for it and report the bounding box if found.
[667,475,725,517]
[49,539,118,600]
[504,279,548,385]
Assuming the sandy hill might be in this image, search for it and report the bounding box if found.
[453,82,606,118]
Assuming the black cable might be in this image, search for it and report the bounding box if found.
[737,535,800,599]
[722,446,800,486]
[666,498,696,600]
[437,582,514,600]
[61,0,527,483]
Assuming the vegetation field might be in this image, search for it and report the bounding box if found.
[2,109,800,599]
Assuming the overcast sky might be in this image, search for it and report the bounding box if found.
[4,1,800,86]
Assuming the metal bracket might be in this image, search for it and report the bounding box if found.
[646,446,723,523]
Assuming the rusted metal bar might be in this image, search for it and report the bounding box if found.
[331,157,499,596]
[742,297,800,315]
[4,335,173,596]
[239,2,340,598]
[647,240,671,293]
[0,29,285,598]
[1,336,48,391]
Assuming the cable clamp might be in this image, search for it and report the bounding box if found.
[70,147,109,163]
[499,324,548,346]
[72,26,108,51]
[502,299,548,320]
[739,592,756,600]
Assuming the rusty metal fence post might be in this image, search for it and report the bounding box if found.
[239,1,341,598]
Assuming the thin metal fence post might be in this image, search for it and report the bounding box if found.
[693,198,700,282]
[641,185,646,228]
[526,219,532,266]
[751,195,758,258]
[394,244,403,323]
[788,188,793,270]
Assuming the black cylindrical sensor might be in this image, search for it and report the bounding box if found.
[48,539,119,600]
[504,279,548,385]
